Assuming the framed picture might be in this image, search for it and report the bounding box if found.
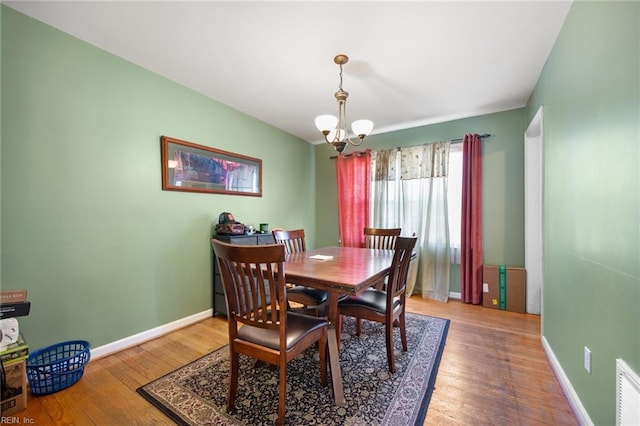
[160,136,262,197]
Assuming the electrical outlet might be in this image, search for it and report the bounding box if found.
[584,346,591,374]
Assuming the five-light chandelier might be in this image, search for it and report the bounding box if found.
[315,54,374,154]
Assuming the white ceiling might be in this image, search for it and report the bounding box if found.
[4,1,572,144]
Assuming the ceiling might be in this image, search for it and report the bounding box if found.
[4,1,573,144]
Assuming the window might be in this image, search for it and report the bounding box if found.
[369,142,462,262]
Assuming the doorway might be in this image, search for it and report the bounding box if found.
[524,107,544,318]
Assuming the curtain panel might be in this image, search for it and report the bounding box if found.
[371,142,452,302]
[371,149,399,227]
[336,150,371,247]
[461,134,484,304]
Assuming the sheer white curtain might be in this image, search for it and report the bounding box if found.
[370,142,451,302]
[371,149,399,226]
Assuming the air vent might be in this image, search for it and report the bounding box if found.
[616,359,640,426]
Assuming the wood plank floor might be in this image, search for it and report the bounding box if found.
[13,297,578,425]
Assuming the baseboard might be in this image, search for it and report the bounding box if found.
[90,309,213,360]
[448,292,461,299]
[541,335,593,425]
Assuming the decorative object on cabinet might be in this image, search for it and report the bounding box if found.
[160,136,262,196]
[210,233,275,316]
[214,212,245,235]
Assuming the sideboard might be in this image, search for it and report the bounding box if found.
[210,233,276,317]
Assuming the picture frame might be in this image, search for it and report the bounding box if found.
[160,136,262,197]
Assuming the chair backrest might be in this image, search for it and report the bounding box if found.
[363,227,402,249]
[272,229,306,254]
[386,236,418,301]
[212,239,287,333]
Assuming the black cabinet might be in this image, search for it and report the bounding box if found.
[211,233,275,317]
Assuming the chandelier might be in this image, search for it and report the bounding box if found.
[315,54,374,154]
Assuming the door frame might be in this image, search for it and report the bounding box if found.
[524,106,544,323]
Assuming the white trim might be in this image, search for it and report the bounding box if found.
[524,105,544,317]
[541,335,593,426]
[448,292,461,299]
[89,309,213,360]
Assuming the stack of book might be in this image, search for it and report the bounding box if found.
[0,290,30,321]
[1,290,29,352]
[1,290,30,416]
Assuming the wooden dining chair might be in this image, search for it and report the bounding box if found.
[363,227,402,249]
[211,239,329,426]
[337,236,417,373]
[363,227,402,294]
[272,229,329,315]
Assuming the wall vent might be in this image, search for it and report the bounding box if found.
[616,359,640,426]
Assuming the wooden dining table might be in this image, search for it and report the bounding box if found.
[283,245,396,406]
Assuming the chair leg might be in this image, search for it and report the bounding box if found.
[385,320,396,374]
[399,311,408,352]
[277,363,287,426]
[356,318,362,336]
[227,350,239,413]
[319,331,328,387]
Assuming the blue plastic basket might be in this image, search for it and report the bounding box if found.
[26,340,91,395]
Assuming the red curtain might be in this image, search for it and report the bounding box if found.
[336,150,371,247]
[461,134,483,304]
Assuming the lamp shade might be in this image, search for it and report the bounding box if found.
[315,115,338,132]
[351,119,374,137]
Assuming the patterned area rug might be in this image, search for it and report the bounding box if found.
[137,313,449,425]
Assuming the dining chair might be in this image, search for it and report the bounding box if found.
[363,227,402,249]
[363,227,402,294]
[211,239,329,426]
[337,235,417,373]
[272,229,329,315]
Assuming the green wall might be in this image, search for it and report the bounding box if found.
[0,7,315,351]
[526,1,639,424]
[315,108,528,293]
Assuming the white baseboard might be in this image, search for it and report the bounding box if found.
[448,292,461,299]
[541,335,593,425]
[90,309,213,360]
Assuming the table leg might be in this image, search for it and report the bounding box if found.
[326,292,345,406]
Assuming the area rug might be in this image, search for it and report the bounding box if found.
[137,313,449,425]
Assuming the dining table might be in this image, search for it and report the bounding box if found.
[283,245,396,406]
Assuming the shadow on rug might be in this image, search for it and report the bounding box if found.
[137,312,449,425]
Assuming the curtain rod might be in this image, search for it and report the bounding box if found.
[329,150,370,159]
[330,133,491,159]
[397,133,492,151]
[452,133,491,143]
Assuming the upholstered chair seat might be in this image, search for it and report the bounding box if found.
[238,312,329,350]
[338,289,401,314]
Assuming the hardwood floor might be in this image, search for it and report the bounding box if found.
[14,298,577,425]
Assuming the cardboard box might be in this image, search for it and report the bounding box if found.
[0,291,26,304]
[482,265,526,313]
[0,302,31,319]
[1,359,27,416]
